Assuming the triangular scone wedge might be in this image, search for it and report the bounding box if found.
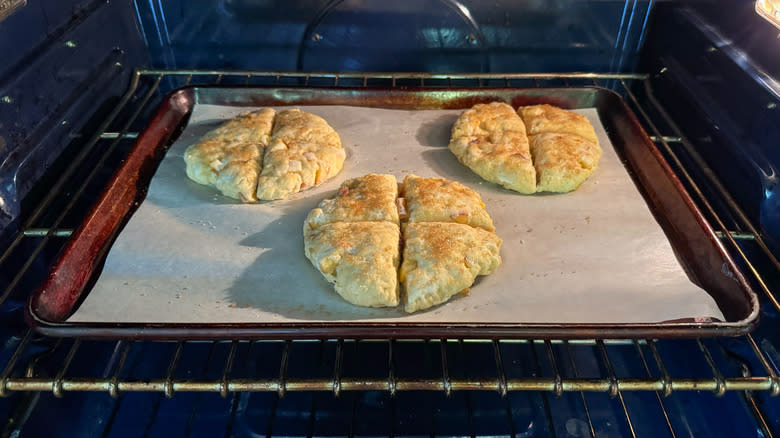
[401,222,502,313]
[448,102,536,194]
[530,133,602,193]
[403,174,494,231]
[306,174,399,229]
[304,222,401,307]
[518,104,599,144]
[184,108,275,202]
[257,109,345,200]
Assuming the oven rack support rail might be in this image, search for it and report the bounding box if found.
[0,71,777,435]
[2,336,778,396]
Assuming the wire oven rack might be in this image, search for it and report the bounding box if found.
[0,70,778,437]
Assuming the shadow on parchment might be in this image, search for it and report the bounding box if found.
[224,196,407,320]
[415,113,459,148]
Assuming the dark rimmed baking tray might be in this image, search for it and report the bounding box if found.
[26,86,760,339]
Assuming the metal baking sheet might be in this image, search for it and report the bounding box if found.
[28,87,759,339]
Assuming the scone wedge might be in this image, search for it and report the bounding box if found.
[306,173,399,229]
[184,108,275,202]
[304,222,401,308]
[403,174,494,231]
[530,133,602,193]
[448,102,536,194]
[518,104,599,144]
[257,109,345,200]
[401,223,502,313]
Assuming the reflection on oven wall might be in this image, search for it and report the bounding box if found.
[0,0,148,235]
[135,0,652,72]
[640,1,780,255]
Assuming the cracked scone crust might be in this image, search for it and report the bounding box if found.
[530,133,602,193]
[184,109,275,202]
[400,222,502,313]
[257,109,345,200]
[448,102,536,194]
[304,222,401,308]
[518,104,599,144]
[403,174,494,232]
[306,174,399,229]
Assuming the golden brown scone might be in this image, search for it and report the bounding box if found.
[401,222,502,313]
[403,174,494,232]
[304,174,502,312]
[518,104,599,144]
[256,109,345,200]
[304,221,401,308]
[448,102,536,194]
[530,133,602,193]
[306,174,399,229]
[184,109,275,202]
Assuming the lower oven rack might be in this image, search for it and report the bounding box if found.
[0,71,777,437]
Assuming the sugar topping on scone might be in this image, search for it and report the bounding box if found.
[518,104,599,144]
[400,222,502,313]
[305,173,399,230]
[403,174,494,232]
[304,221,401,308]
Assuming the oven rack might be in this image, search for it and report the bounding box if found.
[0,71,778,436]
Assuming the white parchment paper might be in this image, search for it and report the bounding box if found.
[67,104,725,324]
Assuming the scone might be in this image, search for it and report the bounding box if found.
[448,102,536,194]
[304,221,401,308]
[518,104,599,144]
[305,173,399,230]
[256,109,345,200]
[402,174,494,232]
[303,173,502,313]
[184,108,275,202]
[530,133,602,193]
[400,223,502,313]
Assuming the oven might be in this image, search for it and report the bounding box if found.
[0,0,778,436]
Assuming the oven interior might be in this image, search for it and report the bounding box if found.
[0,0,779,436]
